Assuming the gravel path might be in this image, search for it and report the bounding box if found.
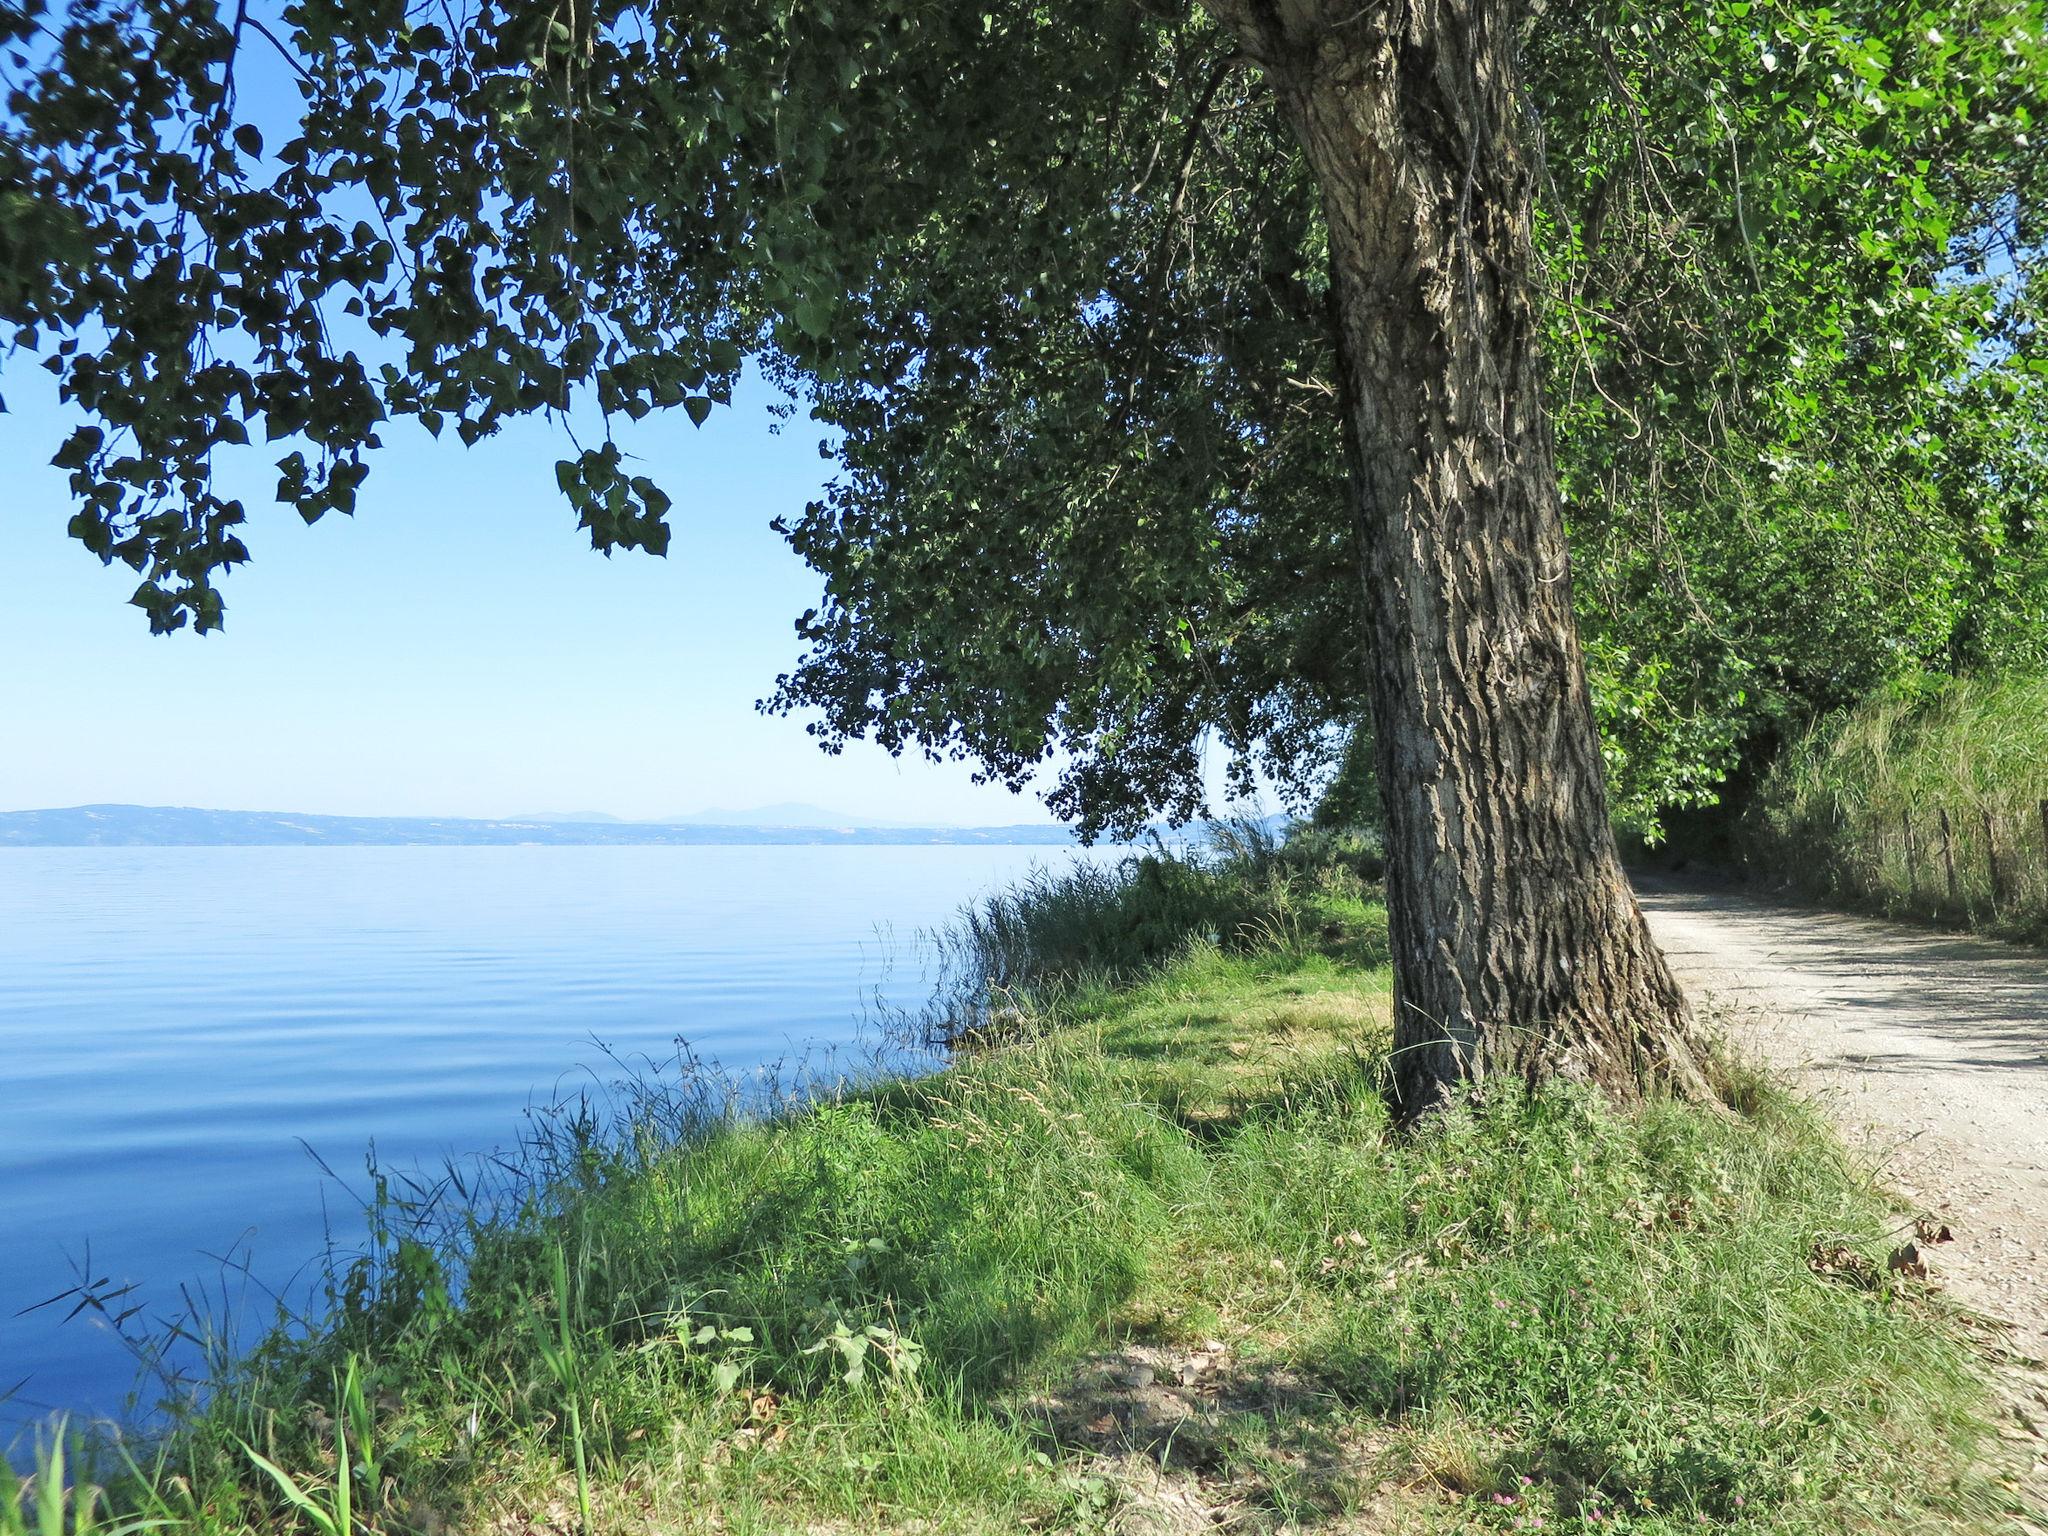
[1639,879,2047,1356]
[1639,879,2048,1507]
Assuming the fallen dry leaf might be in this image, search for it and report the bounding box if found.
[1808,1241,1879,1288]
[1888,1242,1930,1281]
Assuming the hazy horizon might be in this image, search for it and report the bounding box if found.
[0,798,1058,828]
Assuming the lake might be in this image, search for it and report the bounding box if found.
[0,843,1106,1435]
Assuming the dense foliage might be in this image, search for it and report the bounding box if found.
[934,818,1383,1009]
[1742,672,2048,939]
[2,0,2043,832]
[774,4,2048,834]
[1543,8,2048,831]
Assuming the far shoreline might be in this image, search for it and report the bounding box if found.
[0,803,1101,849]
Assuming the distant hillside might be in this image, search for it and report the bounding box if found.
[0,805,1077,848]
[662,802,913,829]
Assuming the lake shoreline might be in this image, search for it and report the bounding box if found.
[0,804,1088,848]
[0,843,1109,1430]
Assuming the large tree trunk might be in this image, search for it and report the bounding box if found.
[1204,0,1717,1113]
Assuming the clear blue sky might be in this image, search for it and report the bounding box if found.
[1,360,1102,825]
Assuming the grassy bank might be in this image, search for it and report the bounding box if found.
[6,841,2012,1534]
[1741,674,2048,942]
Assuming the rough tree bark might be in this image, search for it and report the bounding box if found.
[1201,0,1718,1112]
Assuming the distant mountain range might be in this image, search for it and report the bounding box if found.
[667,802,918,829]
[0,804,1078,848]
[512,802,916,829]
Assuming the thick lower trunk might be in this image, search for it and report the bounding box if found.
[1207,0,1715,1112]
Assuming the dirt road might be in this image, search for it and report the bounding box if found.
[1640,880,2047,1366]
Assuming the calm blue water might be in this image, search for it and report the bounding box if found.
[0,843,1101,1435]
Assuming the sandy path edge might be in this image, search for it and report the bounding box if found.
[1637,877,2047,1511]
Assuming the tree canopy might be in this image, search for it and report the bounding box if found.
[4,0,2043,835]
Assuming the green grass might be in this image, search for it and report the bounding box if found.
[933,819,1383,1018]
[1743,673,2048,941]
[6,848,2014,1535]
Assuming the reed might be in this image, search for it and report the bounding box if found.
[1743,673,2048,940]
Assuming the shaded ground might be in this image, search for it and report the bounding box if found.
[1640,877,2048,1503]
[1025,1341,1400,1534]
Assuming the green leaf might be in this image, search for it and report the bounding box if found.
[237,1441,343,1536]
[51,426,101,471]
